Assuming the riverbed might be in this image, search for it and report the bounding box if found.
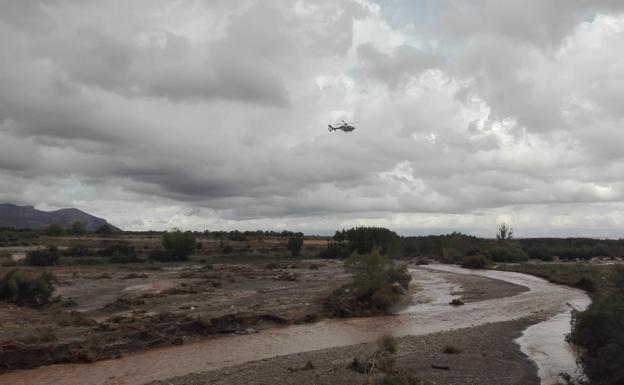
[0,265,589,385]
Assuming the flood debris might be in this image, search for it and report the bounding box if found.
[275,272,298,281]
[449,298,464,306]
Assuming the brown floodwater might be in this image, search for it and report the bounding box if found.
[0,265,588,385]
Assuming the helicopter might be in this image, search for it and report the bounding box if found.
[328,120,356,132]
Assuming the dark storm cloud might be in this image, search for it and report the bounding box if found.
[0,0,624,234]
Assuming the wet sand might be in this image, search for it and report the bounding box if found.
[148,319,539,385]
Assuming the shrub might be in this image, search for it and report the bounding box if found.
[96,224,113,235]
[70,221,85,235]
[525,246,553,261]
[327,250,411,315]
[62,245,90,257]
[378,333,398,354]
[569,267,624,385]
[98,242,136,257]
[460,255,490,269]
[110,254,142,263]
[0,269,57,306]
[25,247,60,266]
[162,229,196,260]
[349,333,422,385]
[43,224,64,236]
[570,294,624,385]
[287,234,304,257]
[148,250,175,262]
[575,276,597,293]
[484,242,528,262]
[371,286,401,310]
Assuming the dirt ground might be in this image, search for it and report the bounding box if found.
[444,270,530,302]
[0,259,350,372]
[147,319,539,385]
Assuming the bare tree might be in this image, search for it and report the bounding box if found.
[496,223,513,241]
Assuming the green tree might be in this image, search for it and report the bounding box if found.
[287,234,304,256]
[160,229,196,261]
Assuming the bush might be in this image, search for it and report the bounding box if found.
[43,224,64,236]
[147,230,197,262]
[70,221,85,235]
[162,229,196,260]
[0,269,57,306]
[96,224,113,235]
[484,242,528,262]
[569,267,624,385]
[25,247,60,266]
[327,250,411,316]
[378,334,398,354]
[98,242,136,257]
[287,234,304,257]
[570,294,624,385]
[110,254,142,264]
[575,276,597,293]
[460,255,490,269]
[62,245,90,257]
[99,242,139,263]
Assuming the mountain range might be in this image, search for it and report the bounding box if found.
[0,203,121,232]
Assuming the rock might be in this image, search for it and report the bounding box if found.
[449,298,464,306]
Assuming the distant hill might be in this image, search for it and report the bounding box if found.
[0,203,122,232]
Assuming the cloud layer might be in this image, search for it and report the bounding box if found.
[1,0,624,236]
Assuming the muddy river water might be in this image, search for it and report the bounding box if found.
[0,265,589,385]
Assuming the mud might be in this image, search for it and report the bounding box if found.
[0,260,350,372]
[147,319,539,385]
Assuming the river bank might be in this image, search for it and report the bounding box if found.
[149,319,539,385]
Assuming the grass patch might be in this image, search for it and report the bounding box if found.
[496,263,613,295]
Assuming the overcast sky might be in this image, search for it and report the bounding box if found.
[1,0,624,236]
